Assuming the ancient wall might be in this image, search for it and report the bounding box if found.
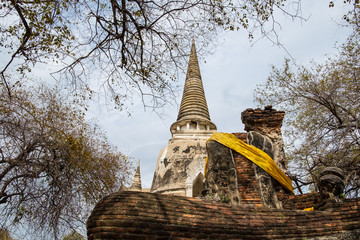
[203,130,286,208]
[151,138,208,196]
[280,192,322,210]
[231,132,263,206]
[234,152,263,206]
[87,104,360,239]
[87,191,360,240]
[202,140,241,205]
[242,106,287,172]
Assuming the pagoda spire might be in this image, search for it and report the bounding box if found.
[170,40,216,136]
[151,39,217,196]
[177,40,211,121]
[130,160,142,191]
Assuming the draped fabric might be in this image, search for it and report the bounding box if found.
[205,132,293,193]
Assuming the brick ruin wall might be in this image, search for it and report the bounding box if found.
[232,133,263,206]
[234,151,264,207]
[87,191,360,240]
[202,107,291,208]
[87,106,360,239]
[242,106,287,172]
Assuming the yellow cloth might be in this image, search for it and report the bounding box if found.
[303,207,314,211]
[205,132,294,193]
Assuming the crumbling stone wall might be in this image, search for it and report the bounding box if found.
[201,140,240,205]
[202,106,290,208]
[202,131,283,208]
[241,106,287,172]
[316,167,345,210]
[151,139,208,196]
[87,191,360,240]
[247,131,282,208]
[233,144,264,206]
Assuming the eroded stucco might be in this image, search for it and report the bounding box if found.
[151,138,208,196]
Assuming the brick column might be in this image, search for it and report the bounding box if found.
[241,106,287,172]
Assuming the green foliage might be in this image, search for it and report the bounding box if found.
[0,85,130,239]
[219,192,231,203]
[255,32,360,197]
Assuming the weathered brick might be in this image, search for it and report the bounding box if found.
[87,191,360,239]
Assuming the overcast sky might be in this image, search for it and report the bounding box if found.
[86,1,352,189]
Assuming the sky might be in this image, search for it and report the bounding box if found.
[88,1,352,189]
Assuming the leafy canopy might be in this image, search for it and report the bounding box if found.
[0,0,302,110]
[255,32,360,197]
[0,85,130,239]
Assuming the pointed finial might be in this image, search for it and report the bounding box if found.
[186,39,201,80]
